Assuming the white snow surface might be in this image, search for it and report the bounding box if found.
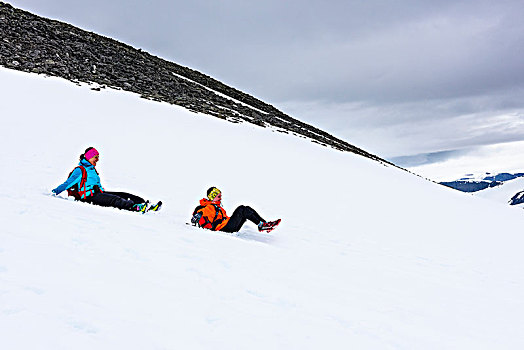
[2,67,524,349]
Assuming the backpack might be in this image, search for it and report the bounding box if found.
[192,203,226,230]
[66,166,88,200]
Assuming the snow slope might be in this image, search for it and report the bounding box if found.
[2,66,524,349]
[475,176,524,209]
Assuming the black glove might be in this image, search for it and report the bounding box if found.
[191,212,203,226]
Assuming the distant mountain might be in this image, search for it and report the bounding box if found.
[482,173,524,182]
[438,172,524,209]
[440,172,524,193]
[473,175,524,208]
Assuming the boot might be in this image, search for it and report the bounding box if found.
[149,201,163,212]
[258,219,281,232]
[132,201,150,214]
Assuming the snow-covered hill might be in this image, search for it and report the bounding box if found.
[474,176,524,208]
[2,67,524,349]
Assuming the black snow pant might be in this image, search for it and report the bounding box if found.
[83,191,146,211]
[220,205,265,233]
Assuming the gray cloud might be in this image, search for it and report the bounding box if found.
[12,0,524,102]
[281,90,524,158]
[389,149,469,168]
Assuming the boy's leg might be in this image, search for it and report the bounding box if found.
[221,205,265,233]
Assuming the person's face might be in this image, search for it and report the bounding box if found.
[88,154,99,167]
[212,193,222,203]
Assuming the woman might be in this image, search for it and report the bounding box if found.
[52,147,161,213]
[191,187,280,233]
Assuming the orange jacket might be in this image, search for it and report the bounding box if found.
[193,198,230,231]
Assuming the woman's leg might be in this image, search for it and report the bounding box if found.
[221,205,265,233]
[84,192,135,211]
[103,191,145,205]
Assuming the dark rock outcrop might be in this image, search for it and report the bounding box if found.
[482,173,524,182]
[440,172,524,193]
[440,180,502,193]
[509,191,524,205]
[0,2,391,164]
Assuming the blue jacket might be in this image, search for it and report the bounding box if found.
[52,159,104,199]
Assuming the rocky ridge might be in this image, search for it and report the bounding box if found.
[0,2,389,163]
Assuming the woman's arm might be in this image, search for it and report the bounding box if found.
[52,168,82,195]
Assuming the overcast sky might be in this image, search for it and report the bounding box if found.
[9,0,524,175]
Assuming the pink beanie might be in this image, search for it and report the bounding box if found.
[85,148,99,160]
